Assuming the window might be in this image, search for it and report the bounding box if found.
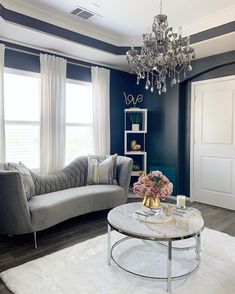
[4,69,40,169]
[4,71,93,169]
[65,80,93,165]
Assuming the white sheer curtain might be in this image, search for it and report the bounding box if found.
[0,44,5,162]
[91,66,110,155]
[40,54,67,174]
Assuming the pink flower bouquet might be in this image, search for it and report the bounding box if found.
[133,170,173,201]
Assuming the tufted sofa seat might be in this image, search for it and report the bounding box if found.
[0,156,133,237]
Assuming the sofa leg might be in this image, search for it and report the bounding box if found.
[33,232,38,249]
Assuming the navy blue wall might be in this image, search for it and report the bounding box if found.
[2,3,235,196]
[5,50,40,72]
[137,80,180,194]
[3,44,137,158]
[4,40,235,196]
[110,70,138,155]
[139,50,235,195]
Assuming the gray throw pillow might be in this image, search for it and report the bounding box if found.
[5,162,35,201]
[87,154,118,185]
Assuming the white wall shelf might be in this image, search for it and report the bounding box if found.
[125,151,146,155]
[124,109,147,133]
[124,108,147,177]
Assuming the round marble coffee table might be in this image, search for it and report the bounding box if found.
[107,202,204,293]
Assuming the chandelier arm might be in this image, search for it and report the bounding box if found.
[175,65,187,75]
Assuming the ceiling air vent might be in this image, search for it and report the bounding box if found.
[70,6,96,20]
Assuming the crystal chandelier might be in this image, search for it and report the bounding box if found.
[126,0,195,94]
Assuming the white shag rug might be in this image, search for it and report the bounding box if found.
[1,228,235,294]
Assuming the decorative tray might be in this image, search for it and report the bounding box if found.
[132,209,172,224]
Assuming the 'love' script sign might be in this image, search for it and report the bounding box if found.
[123,92,144,108]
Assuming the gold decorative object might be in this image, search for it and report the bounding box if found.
[131,140,141,151]
[142,195,161,208]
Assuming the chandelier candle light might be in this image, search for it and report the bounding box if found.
[126,0,195,95]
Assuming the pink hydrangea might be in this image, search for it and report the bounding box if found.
[133,170,173,200]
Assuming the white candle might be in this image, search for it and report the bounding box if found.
[177,195,186,208]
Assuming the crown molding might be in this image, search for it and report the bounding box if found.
[192,32,235,60]
[116,5,235,46]
[120,5,235,46]
[0,33,128,72]
[1,0,235,51]
[182,5,235,37]
[1,0,123,45]
[5,0,235,47]
[1,5,235,72]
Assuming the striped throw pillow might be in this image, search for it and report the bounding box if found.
[87,154,118,185]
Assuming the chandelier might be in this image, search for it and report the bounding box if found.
[126,0,195,94]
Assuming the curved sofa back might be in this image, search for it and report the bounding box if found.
[29,155,133,196]
[30,156,88,195]
[0,156,133,235]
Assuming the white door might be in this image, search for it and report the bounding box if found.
[191,76,235,210]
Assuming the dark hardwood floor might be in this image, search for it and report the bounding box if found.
[0,200,235,294]
[190,202,235,236]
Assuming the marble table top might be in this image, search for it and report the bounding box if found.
[107,202,204,241]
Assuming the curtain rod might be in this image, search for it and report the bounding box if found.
[5,46,92,69]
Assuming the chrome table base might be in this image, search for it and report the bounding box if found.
[107,224,201,293]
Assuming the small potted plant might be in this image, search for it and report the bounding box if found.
[129,113,142,131]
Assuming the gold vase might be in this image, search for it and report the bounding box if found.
[142,195,161,208]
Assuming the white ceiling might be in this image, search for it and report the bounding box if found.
[31,0,235,42]
[1,0,235,71]
[0,18,127,71]
[2,17,235,72]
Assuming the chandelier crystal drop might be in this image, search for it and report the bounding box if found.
[126,0,195,95]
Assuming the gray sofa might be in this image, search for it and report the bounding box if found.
[0,156,132,247]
